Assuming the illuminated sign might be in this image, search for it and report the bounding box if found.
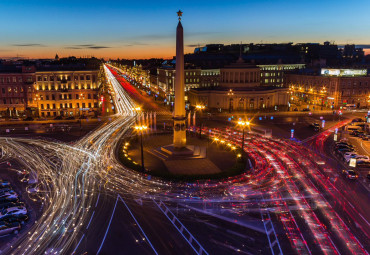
[349,158,356,168]
[321,68,367,76]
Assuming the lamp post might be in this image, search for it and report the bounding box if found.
[238,120,250,152]
[227,89,234,113]
[135,125,148,172]
[195,104,205,139]
[35,94,41,117]
[132,106,141,123]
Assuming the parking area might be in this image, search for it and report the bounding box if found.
[0,162,42,247]
[329,119,370,188]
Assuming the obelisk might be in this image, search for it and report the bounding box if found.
[173,10,186,149]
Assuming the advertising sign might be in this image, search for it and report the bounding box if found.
[349,158,356,168]
[321,68,367,76]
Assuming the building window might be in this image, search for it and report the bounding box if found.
[76,94,79,99]
[41,104,44,109]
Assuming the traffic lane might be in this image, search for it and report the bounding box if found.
[111,196,196,255]
[81,194,155,255]
[171,205,273,255]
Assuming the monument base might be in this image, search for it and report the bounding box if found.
[150,144,206,160]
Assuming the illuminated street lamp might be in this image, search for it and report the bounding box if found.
[238,120,250,152]
[227,89,234,113]
[132,106,141,123]
[195,104,205,139]
[134,125,148,172]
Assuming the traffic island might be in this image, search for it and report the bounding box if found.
[118,132,249,182]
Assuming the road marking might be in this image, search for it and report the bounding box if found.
[95,193,100,207]
[97,195,119,255]
[359,213,370,227]
[86,211,95,230]
[119,195,158,255]
[72,234,85,254]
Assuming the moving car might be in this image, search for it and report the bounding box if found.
[342,169,358,180]
[0,206,27,219]
[0,221,21,235]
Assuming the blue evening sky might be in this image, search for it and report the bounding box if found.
[0,0,369,58]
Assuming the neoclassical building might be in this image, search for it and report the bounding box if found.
[188,58,288,111]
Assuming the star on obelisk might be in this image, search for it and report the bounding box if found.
[177,10,183,21]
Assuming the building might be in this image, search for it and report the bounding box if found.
[188,58,289,111]
[0,65,35,117]
[32,69,100,117]
[285,68,370,109]
[258,64,305,87]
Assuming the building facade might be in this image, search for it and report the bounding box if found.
[32,70,100,117]
[188,59,289,111]
[285,68,370,109]
[0,66,35,117]
[258,64,305,87]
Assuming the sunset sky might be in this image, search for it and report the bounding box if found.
[1,0,369,59]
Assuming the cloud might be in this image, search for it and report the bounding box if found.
[64,44,111,50]
[12,43,46,47]
[186,44,204,48]
[88,46,110,49]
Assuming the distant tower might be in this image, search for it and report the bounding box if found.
[55,54,59,60]
[173,10,186,148]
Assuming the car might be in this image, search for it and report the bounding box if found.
[0,191,18,200]
[0,202,24,210]
[342,169,358,180]
[302,108,310,112]
[0,221,21,235]
[66,116,75,120]
[351,118,365,123]
[335,144,354,150]
[0,180,10,187]
[356,161,370,168]
[0,206,27,219]
[9,117,20,121]
[0,187,12,193]
[362,135,369,141]
[345,155,370,163]
[0,214,28,224]
[54,116,63,120]
[293,108,298,111]
[310,123,321,131]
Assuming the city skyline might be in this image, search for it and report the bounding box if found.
[1,0,370,59]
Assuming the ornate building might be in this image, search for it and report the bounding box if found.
[285,68,370,109]
[188,58,288,111]
[32,70,100,117]
[0,66,35,117]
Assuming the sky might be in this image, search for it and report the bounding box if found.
[0,0,370,59]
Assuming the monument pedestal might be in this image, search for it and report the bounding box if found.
[150,144,207,161]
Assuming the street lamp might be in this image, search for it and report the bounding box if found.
[35,94,41,117]
[237,120,250,152]
[227,89,234,113]
[134,125,148,172]
[195,104,206,139]
[132,106,141,123]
